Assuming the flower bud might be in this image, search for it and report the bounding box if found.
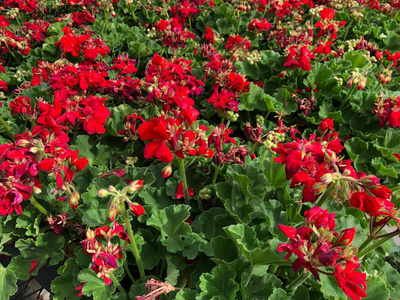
[130,203,145,216]
[107,185,118,193]
[127,180,144,194]
[162,164,172,178]
[98,189,109,197]
[108,206,117,221]
[69,192,80,209]
[335,228,356,246]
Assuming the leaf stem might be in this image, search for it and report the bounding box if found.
[358,230,399,258]
[358,236,374,253]
[340,84,356,109]
[121,203,145,280]
[287,271,310,291]
[109,272,127,295]
[211,165,221,184]
[29,195,50,217]
[249,142,259,155]
[315,183,335,207]
[178,158,190,206]
[124,260,135,284]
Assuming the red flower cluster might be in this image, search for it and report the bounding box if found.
[0,16,31,56]
[144,53,204,111]
[82,222,128,285]
[374,95,400,128]
[154,17,196,50]
[284,45,316,71]
[272,119,344,202]
[56,27,110,59]
[138,115,214,163]
[248,18,273,33]
[278,206,366,300]
[201,45,249,113]
[0,125,88,215]
[314,8,346,41]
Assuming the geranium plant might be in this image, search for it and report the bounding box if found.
[2,0,400,299]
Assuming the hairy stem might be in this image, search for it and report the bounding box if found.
[110,272,127,295]
[29,196,50,217]
[287,271,310,291]
[178,158,190,205]
[121,203,145,280]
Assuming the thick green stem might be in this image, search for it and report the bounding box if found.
[315,184,335,207]
[29,196,50,217]
[121,204,145,280]
[211,165,221,184]
[124,260,135,284]
[340,84,356,109]
[343,19,354,41]
[358,230,399,258]
[287,271,310,291]
[358,236,374,253]
[0,116,15,142]
[109,272,127,295]
[249,142,259,155]
[178,158,190,205]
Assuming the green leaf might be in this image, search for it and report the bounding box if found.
[371,157,398,178]
[215,182,253,224]
[238,83,267,111]
[128,42,153,59]
[176,288,198,300]
[365,257,400,299]
[77,269,116,300]
[166,256,180,286]
[73,135,112,167]
[51,258,81,300]
[105,104,133,136]
[308,63,338,96]
[268,288,290,300]
[226,160,268,200]
[344,50,372,69]
[364,275,390,300]
[197,264,239,300]
[7,256,32,281]
[138,187,175,211]
[146,204,192,252]
[0,264,18,299]
[80,184,108,227]
[210,236,239,262]
[16,232,65,266]
[183,232,208,259]
[15,206,41,236]
[192,207,234,240]
[242,266,282,299]
[262,152,287,189]
[261,200,284,234]
[224,224,280,265]
[319,274,346,299]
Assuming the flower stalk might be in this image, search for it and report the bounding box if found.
[29,196,50,217]
[121,203,145,280]
[178,158,190,205]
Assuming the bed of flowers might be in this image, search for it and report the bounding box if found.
[3,0,400,299]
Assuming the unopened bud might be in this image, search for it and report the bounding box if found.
[162,164,172,178]
[107,185,118,193]
[130,203,145,216]
[127,180,144,194]
[98,189,109,197]
[69,192,79,209]
[108,206,117,221]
